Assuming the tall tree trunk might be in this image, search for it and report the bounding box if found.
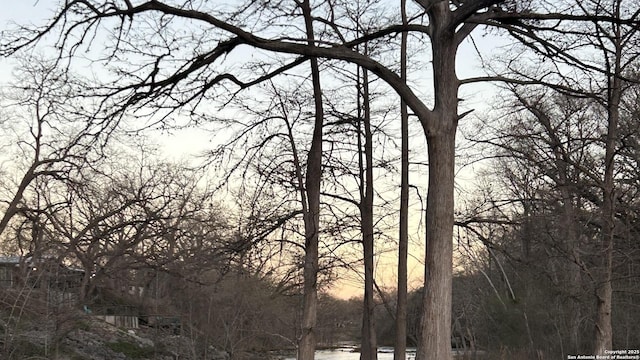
[594,51,620,360]
[594,95,616,355]
[417,4,458,359]
[417,130,455,360]
[359,65,377,360]
[394,0,409,358]
[594,5,622,353]
[298,0,323,358]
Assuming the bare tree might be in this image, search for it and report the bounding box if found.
[298,1,325,358]
[357,62,377,360]
[0,57,112,241]
[475,0,640,352]
[5,1,602,359]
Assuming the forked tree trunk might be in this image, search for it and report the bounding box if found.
[417,4,458,359]
[298,0,323,358]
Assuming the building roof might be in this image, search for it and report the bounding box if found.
[0,256,84,272]
[0,256,23,265]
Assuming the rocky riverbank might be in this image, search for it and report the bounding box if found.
[3,313,231,360]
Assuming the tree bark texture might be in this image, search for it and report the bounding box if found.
[417,4,458,359]
[359,67,377,360]
[298,0,323,358]
[417,130,456,360]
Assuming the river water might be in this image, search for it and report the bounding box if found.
[278,347,485,359]
[280,347,417,360]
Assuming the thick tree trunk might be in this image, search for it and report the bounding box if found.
[298,1,323,358]
[416,129,456,360]
[417,5,458,359]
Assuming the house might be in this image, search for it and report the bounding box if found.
[0,255,84,291]
[0,255,21,287]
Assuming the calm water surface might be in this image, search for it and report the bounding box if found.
[281,347,417,360]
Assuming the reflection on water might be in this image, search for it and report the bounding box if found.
[280,347,417,360]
